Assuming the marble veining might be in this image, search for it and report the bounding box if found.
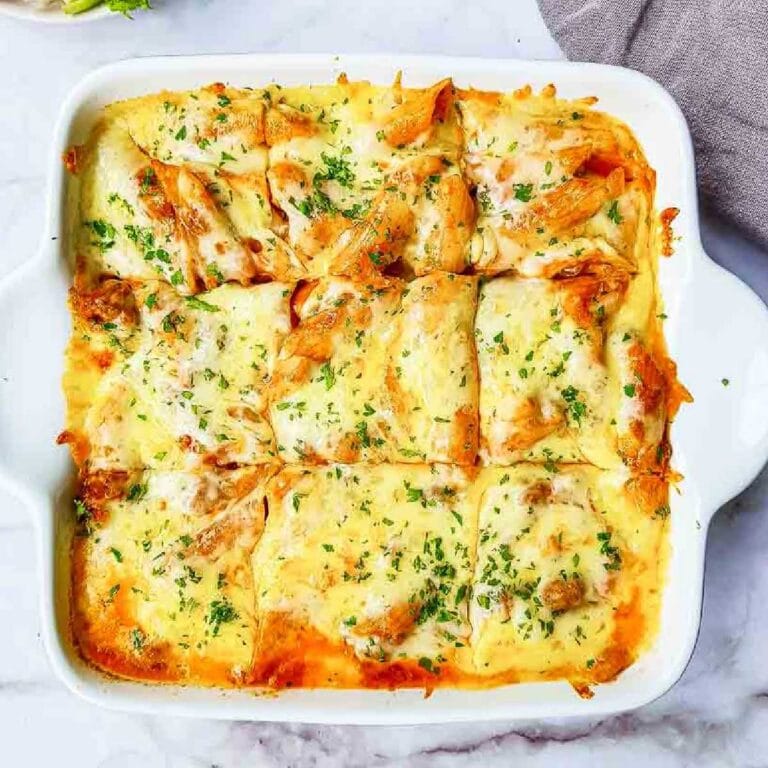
[0,1,767,765]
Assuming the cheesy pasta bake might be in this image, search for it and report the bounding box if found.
[59,74,689,696]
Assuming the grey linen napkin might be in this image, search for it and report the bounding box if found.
[536,0,768,248]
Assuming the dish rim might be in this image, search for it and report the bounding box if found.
[2,52,768,723]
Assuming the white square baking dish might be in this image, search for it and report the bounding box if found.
[1,53,767,724]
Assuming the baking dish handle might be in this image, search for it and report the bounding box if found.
[0,246,71,513]
[675,250,768,518]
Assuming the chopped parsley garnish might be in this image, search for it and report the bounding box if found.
[206,263,225,283]
[184,565,202,584]
[477,189,493,213]
[355,420,371,448]
[73,498,93,536]
[404,482,425,505]
[161,311,185,336]
[74,498,89,522]
[561,386,587,425]
[492,330,510,355]
[313,151,355,188]
[607,200,624,224]
[130,628,145,652]
[418,657,436,674]
[106,584,121,602]
[126,483,147,502]
[184,296,221,313]
[319,361,336,390]
[85,219,116,252]
[547,361,565,378]
[513,183,534,202]
[542,448,560,474]
[107,193,134,216]
[138,167,156,194]
[206,599,239,636]
[597,531,622,571]
[289,189,335,218]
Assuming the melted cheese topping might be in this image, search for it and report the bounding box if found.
[62,76,686,695]
[476,267,677,471]
[476,276,611,465]
[252,464,477,686]
[469,465,663,681]
[248,463,665,688]
[263,80,473,277]
[75,87,305,293]
[456,86,654,278]
[71,465,275,685]
[64,281,292,469]
[269,273,479,464]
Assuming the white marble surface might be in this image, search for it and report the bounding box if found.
[1,1,767,765]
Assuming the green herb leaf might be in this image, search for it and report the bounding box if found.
[313,151,356,188]
[130,627,145,651]
[126,483,147,502]
[185,296,221,312]
[513,183,534,202]
[320,362,336,390]
[206,599,239,636]
[607,200,624,224]
[355,420,371,448]
[418,657,435,673]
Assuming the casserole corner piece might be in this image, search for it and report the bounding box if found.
[2,54,767,724]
